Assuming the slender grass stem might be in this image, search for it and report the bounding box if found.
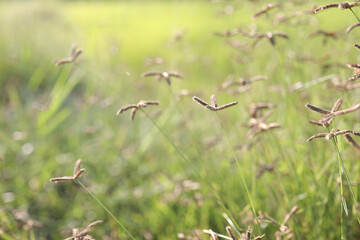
[215,112,261,234]
[75,180,137,240]
[139,108,242,231]
[349,8,360,22]
[329,134,345,239]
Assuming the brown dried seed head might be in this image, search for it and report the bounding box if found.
[130,108,138,120]
[193,96,209,107]
[76,229,91,238]
[87,220,103,229]
[305,103,331,114]
[73,159,82,176]
[73,168,85,180]
[334,103,360,116]
[117,104,137,115]
[49,176,74,183]
[345,134,360,150]
[330,98,343,112]
[346,22,360,34]
[216,101,238,110]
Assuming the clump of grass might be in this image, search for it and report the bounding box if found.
[305,98,360,239]
[49,160,136,240]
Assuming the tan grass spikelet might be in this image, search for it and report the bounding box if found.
[50,159,85,183]
[54,45,82,66]
[346,22,360,34]
[307,129,360,147]
[192,95,238,111]
[116,100,160,120]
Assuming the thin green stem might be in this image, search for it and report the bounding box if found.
[140,108,242,231]
[215,112,261,234]
[76,180,137,240]
[349,8,360,22]
[331,136,345,239]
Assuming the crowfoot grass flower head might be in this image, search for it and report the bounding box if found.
[116,100,160,120]
[305,98,360,127]
[247,109,280,139]
[54,45,82,66]
[50,159,85,183]
[192,95,238,111]
[307,129,360,151]
[64,220,103,240]
[141,71,184,85]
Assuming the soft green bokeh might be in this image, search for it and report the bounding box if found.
[0,0,359,239]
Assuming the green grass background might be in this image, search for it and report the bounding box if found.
[0,0,360,239]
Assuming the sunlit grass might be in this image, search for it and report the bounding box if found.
[0,0,360,239]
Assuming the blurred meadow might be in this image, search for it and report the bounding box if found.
[1,0,360,239]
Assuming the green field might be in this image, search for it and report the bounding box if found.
[1,0,360,239]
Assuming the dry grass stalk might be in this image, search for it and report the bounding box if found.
[116,100,160,120]
[141,71,184,85]
[305,98,360,127]
[192,95,238,111]
[253,3,280,19]
[50,159,85,183]
[64,220,103,240]
[314,1,358,13]
[54,45,82,66]
[346,22,360,34]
